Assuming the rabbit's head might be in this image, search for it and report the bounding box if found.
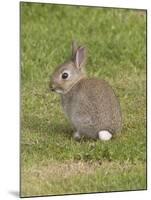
[50,42,86,94]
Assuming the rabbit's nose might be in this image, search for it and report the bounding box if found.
[49,82,55,92]
[50,87,55,92]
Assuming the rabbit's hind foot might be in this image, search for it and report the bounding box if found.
[98,130,112,141]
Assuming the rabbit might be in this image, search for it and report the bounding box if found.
[49,41,122,141]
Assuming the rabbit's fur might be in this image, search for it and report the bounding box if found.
[50,42,122,140]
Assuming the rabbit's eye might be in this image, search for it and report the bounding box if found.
[62,72,69,79]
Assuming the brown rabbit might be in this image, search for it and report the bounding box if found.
[50,42,122,140]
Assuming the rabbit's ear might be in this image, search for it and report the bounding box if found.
[72,41,78,57]
[75,47,86,69]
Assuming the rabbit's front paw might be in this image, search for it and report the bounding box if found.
[73,131,81,141]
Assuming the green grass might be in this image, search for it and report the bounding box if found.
[20,3,147,197]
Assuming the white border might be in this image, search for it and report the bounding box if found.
[18,0,150,9]
[0,0,150,199]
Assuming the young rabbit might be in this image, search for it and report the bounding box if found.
[50,42,122,141]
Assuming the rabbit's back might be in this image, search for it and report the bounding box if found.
[61,78,122,138]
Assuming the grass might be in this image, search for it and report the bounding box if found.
[20,2,147,197]
[22,161,146,196]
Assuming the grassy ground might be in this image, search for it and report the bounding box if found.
[20,3,147,197]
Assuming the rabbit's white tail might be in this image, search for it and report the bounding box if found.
[98,130,112,141]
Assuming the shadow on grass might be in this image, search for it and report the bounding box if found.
[22,114,73,139]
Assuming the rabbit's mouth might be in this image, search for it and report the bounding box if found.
[49,84,64,94]
[54,88,64,94]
